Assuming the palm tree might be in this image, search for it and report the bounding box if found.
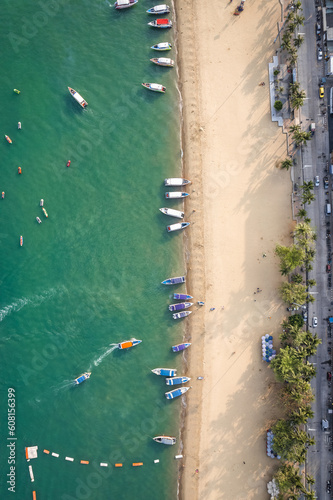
[295,14,305,27]
[275,244,305,275]
[304,490,317,500]
[280,282,308,305]
[290,273,303,284]
[294,34,304,48]
[307,278,316,287]
[274,463,305,496]
[293,0,303,12]
[302,190,315,205]
[301,181,314,192]
[290,405,314,425]
[297,208,307,219]
[281,158,293,170]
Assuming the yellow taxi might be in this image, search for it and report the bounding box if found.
[319,85,325,99]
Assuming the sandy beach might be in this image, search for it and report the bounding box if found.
[176,0,294,498]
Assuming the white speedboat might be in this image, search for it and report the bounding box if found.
[165,178,191,186]
[151,42,172,51]
[165,386,190,399]
[114,0,138,8]
[147,4,170,14]
[36,217,42,224]
[159,208,184,219]
[142,83,166,93]
[150,57,174,67]
[152,368,177,376]
[167,222,190,233]
[173,311,192,320]
[153,435,176,445]
[68,87,88,108]
[165,192,189,199]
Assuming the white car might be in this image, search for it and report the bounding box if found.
[318,48,323,61]
[312,316,318,327]
[315,175,320,187]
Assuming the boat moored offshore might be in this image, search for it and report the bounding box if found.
[142,83,166,93]
[159,208,184,219]
[147,4,170,14]
[114,0,138,9]
[167,222,190,233]
[164,178,191,186]
[5,135,12,144]
[166,376,191,386]
[172,343,191,352]
[173,311,192,320]
[161,276,185,285]
[151,42,172,51]
[118,338,142,350]
[168,302,193,312]
[150,57,174,67]
[153,435,176,445]
[148,18,172,28]
[68,87,88,108]
[165,192,189,199]
[152,368,177,377]
[165,386,190,399]
[74,372,91,385]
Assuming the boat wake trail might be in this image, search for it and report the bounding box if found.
[52,380,76,393]
[0,288,61,322]
[94,344,118,366]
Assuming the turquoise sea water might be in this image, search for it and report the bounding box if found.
[0,2,185,499]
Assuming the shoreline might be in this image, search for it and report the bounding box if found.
[176,0,292,498]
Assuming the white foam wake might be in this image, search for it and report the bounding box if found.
[0,288,60,322]
[93,344,118,366]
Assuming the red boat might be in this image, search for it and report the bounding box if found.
[5,135,12,144]
[66,160,71,167]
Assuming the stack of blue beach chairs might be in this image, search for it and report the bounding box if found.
[261,334,276,362]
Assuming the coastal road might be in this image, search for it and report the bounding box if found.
[296,0,332,496]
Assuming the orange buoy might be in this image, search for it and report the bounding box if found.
[18,167,22,174]
[80,460,89,465]
[25,448,29,459]
[115,463,123,468]
[132,463,143,467]
[43,449,50,454]
[32,492,36,500]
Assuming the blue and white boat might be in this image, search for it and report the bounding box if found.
[172,343,191,353]
[165,386,190,399]
[152,368,177,377]
[165,192,189,199]
[167,222,190,233]
[173,311,192,320]
[74,372,91,385]
[169,302,193,312]
[118,338,142,350]
[147,4,170,14]
[114,0,138,9]
[166,376,191,386]
[161,276,185,285]
[151,42,172,51]
[174,293,193,300]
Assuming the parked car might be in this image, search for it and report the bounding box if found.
[315,175,320,186]
[324,176,329,189]
[327,371,332,381]
[312,316,318,327]
[318,48,323,61]
[316,22,321,34]
[319,85,325,98]
[327,264,331,272]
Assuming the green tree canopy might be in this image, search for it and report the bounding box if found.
[280,282,308,305]
[275,244,305,275]
[281,158,293,170]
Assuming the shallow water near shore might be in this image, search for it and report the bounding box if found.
[0,2,185,499]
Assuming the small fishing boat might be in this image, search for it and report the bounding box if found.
[147,4,170,14]
[172,343,191,353]
[174,293,193,300]
[74,372,91,385]
[1,192,4,199]
[150,57,174,67]
[66,160,71,167]
[165,386,190,400]
[14,89,20,94]
[36,217,42,224]
[165,178,191,187]
[173,311,192,320]
[159,208,184,219]
[5,135,12,144]
[142,83,166,93]
[114,0,138,8]
[42,208,48,218]
[148,18,172,28]
[68,87,88,108]
[165,192,189,199]
[166,376,191,386]
[20,236,23,247]
[169,302,193,312]
[40,199,44,207]
[151,42,172,51]
[18,122,21,129]
[153,435,176,445]
[18,167,22,174]
[161,276,185,285]
[167,222,190,233]
[152,368,177,377]
[118,338,142,350]
[198,301,205,306]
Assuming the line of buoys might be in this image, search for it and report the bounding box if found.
[132,463,143,467]
[32,492,36,500]
[65,457,74,462]
[29,465,34,482]
[51,452,59,458]
[115,463,123,468]
[80,460,89,464]
[100,463,108,467]
[43,449,50,454]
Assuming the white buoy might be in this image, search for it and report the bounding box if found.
[100,463,108,467]
[29,465,34,482]
[174,455,183,460]
[154,459,160,464]
[65,457,74,462]
[51,452,59,457]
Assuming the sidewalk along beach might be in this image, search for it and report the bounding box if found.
[176,0,292,498]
